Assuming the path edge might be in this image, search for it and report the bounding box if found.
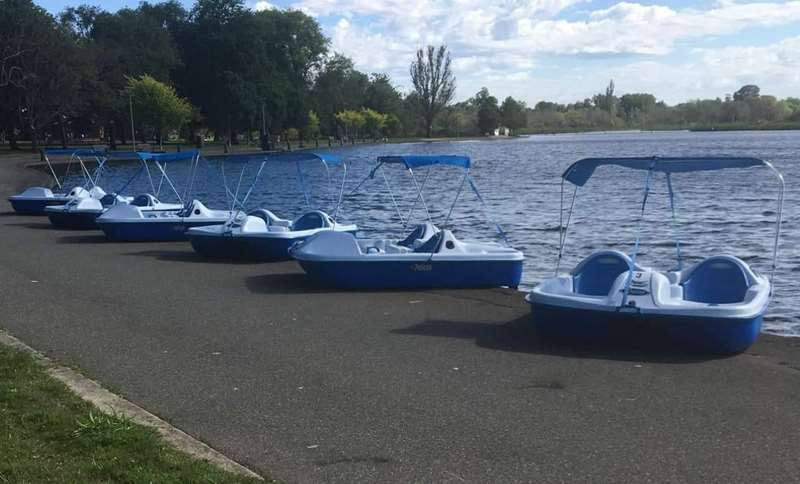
[0,329,264,481]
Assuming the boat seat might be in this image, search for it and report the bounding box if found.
[131,194,157,207]
[293,211,331,231]
[248,209,287,227]
[398,223,439,248]
[414,231,444,253]
[681,256,753,304]
[100,193,119,207]
[572,250,634,296]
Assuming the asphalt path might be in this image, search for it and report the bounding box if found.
[2,157,800,483]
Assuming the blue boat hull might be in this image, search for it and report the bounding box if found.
[530,301,762,354]
[297,259,523,290]
[47,211,100,230]
[9,198,64,215]
[99,220,224,242]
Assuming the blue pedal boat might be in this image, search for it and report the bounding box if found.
[187,152,357,261]
[526,157,785,354]
[96,151,236,241]
[290,155,524,289]
[8,148,107,215]
[44,151,183,229]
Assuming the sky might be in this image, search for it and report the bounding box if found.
[37,0,800,105]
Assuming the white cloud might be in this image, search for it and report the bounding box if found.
[290,0,800,103]
[253,1,276,11]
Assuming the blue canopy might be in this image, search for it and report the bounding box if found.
[563,157,767,186]
[208,153,268,164]
[43,147,106,157]
[105,151,144,160]
[267,151,343,166]
[378,155,470,170]
[144,150,200,162]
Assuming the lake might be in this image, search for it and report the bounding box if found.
[93,130,798,337]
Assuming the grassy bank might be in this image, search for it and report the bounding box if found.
[0,343,263,484]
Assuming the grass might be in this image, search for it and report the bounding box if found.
[0,344,265,484]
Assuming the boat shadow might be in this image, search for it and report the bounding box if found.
[391,315,734,363]
[5,221,55,230]
[245,272,333,295]
[123,248,261,265]
[57,234,109,244]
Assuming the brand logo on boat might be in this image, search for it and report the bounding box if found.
[410,263,432,272]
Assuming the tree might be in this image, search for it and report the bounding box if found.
[126,74,194,148]
[733,85,760,101]
[2,0,92,149]
[303,110,320,141]
[365,73,402,114]
[335,109,365,140]
[362,108,388,139]
[472,88,500,135]
[500,96,526,133]
[312,54,368,135]
[409,44,456,137]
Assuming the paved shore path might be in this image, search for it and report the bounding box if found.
[2,156,800,483]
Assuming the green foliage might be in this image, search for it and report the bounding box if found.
[472,88,501,134]
[500,96,527,132]
[362,108,388,139]
[409,44,456,137]
[125,74,194,146]
[303,110,320,140]
[335,109,366,138]
[0,344,263,483]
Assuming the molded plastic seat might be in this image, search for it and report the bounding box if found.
[293,211,330,231]
[100,193,118,207]
[132,194,157,207]
[572,250,634,296]
[681,256,752,304]
[414,231,444,253]
[398,223,439,248]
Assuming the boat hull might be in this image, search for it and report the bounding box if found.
[9,197,66,215]
[98,219,226,242]
[296,258,523,290]
[529,301,762,354]
[46,210,101,230]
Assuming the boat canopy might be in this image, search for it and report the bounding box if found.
[142,150,200,163]
[268,151,343,167]
[553,155,784,289]
[43,147,106,157]
[563,156,772,187]
[378,155,470,170]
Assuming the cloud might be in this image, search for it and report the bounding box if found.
[289,0,800,103]
[253,1,276,11]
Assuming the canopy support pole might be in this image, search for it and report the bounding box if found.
[442,170,468,229]
[467,175,510,246]
[665,173,683,271]
[404,167,432,229]
[43,152,62,190]
[555,179,577,275]
[620,164,655,309]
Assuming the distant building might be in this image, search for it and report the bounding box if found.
[493,126,511,136]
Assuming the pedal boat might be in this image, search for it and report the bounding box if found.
[8,148,106,215]
[290,222,523,289]
[188,209,358,261]
[43,151,188,229]
[526,157,784,354]
[186,151,357,261]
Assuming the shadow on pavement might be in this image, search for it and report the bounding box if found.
[392,315,732,363]
[245,272,332,295]
[6,221,55,230]
[57,234,109,244]
[123,248,260,265]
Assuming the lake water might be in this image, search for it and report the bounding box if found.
[93,130,798,337]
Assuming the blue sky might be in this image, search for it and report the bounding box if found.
[38,0,800,105]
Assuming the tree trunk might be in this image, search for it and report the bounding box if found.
[108,123,117,150]
[8,125,19,150]
[60,119,68,148]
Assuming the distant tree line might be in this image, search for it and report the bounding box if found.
[2,0,799,151]
[524,81,800,133]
